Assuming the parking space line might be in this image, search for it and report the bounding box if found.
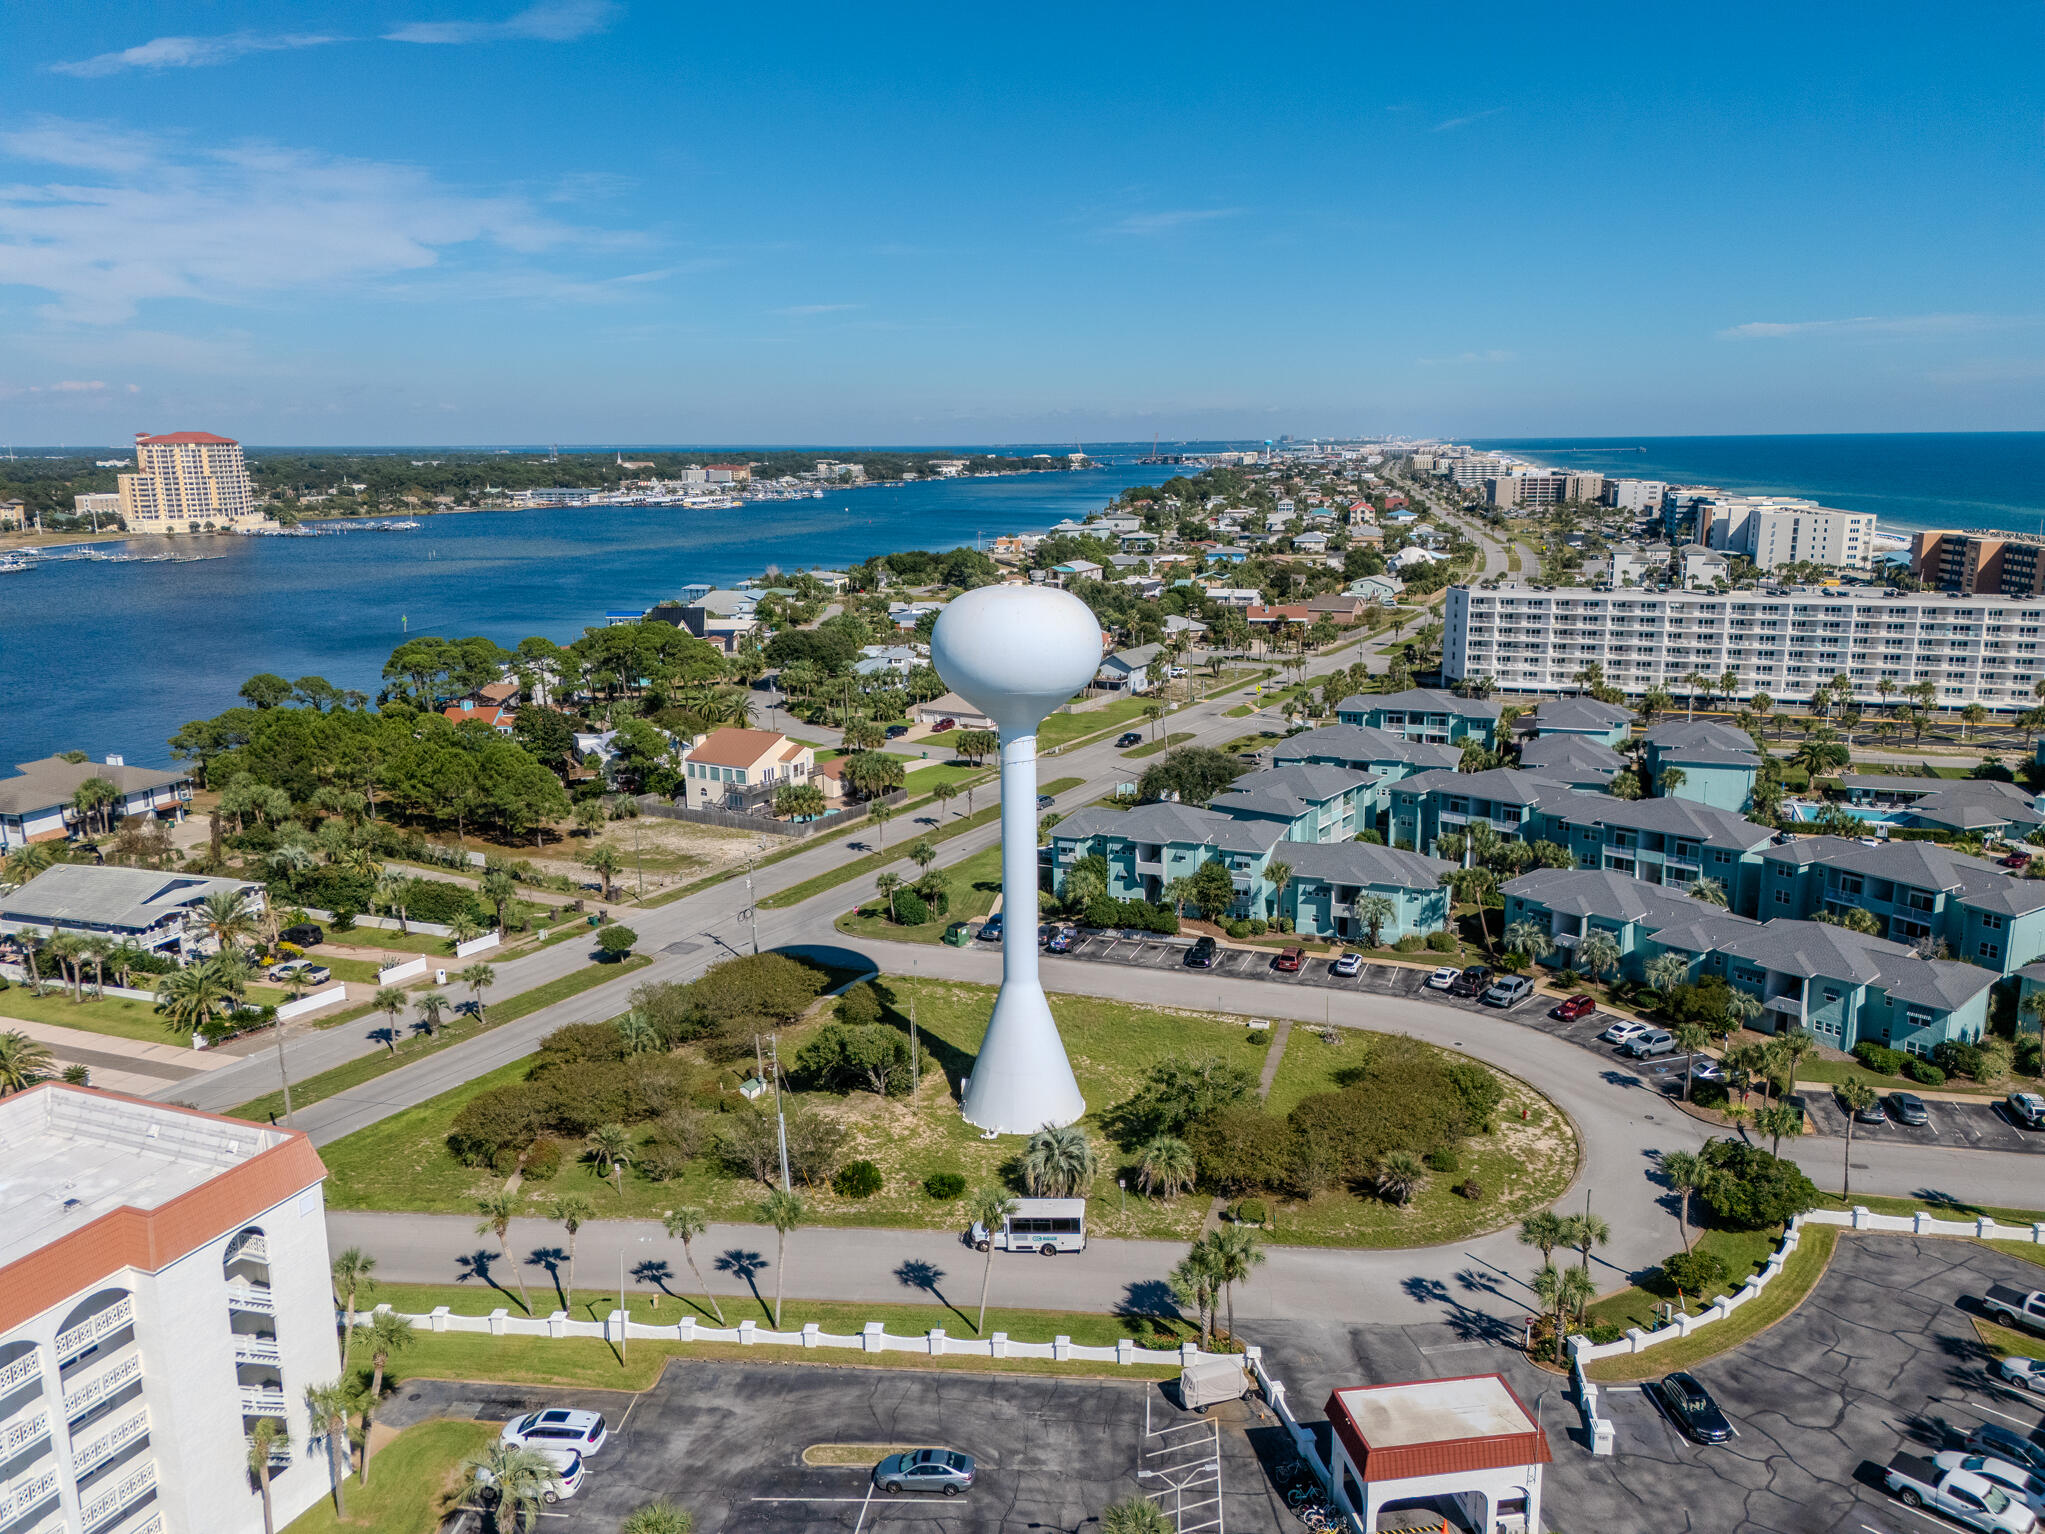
[1971,1402,2040,1426]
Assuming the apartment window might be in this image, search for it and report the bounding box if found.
[1979,941,2001,961]
[1774,890,1791,906]
[1979,911,2003,930]
[1905,1006,1934,1030]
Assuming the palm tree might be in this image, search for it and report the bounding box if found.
[1770,1028,1817,1100]
[303,1379,365,1517]
[415,990,449,1036]
[586,1124,634,1198]
[759,1188,807,1328]
[1531,1263,1568,1351]
[371,871,410,934]
[662,1206,723,1323]
[1355,893,1397,947]
[1563,1209,1610,1274]
[1169,1242,1222,1350]
[1674,1023,1712,1101]
[1205,1224,1266,1344]
[1518,1211,1568,1266]
[1723,986,1764,1039]
[475,1192,532,1311]
[1757,1102,1804,1156]
[1837,1081,1876,1197]
[358,1310,415,1483]
[331,1247,376,1365]
[583,844,624,902]
[0,1030,54,1095]
[908,839,938,878]
[1645,952,1689,997]
[873,871,903,923]
[965,1185,1018,1334]
[1689,877,1728,907]
[1136,1136,1196,1200]
[156,962,228,1034]
[1575,932,1621,985]
[1655,765,1689,799]
[1558,1264,1597,1332]
[620,1503,695,1534]
[199,889,261,954]
[868,800,895,845]
[1502,919,1553,965]
[481,869,518,930]
[547,1193,597,1314]
[1100,1499,1173,1534]
[372,986,408,1044]
[1021,1124,1097,1196]
[1658,1149,1702,1252]
[462,1441,559,1533]
[1143,701,1166,742]
[460,963,496,1023]
[46,933,84,1002]
[246,1417,289,1534]
[448,912,484,946]
[1262,859,1292,923]
[931,781,960,820]
[1375,1150,1426,1205]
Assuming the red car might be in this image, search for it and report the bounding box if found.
[2001,851,2032,870]
[1272,947,1304,973]
[1552,994,1596,1021]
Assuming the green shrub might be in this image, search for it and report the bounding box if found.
[1423,1146,1460,1174]
[1661,1249,1729,1296]
[923,1171,966,1201]
[329,905,358,932]
[1585,1320,1625,1345]
[833,1159,884,1198]
[1852,1041,1907,1076]
[1932,1040,1985,1080]
[1454,1178,1484,1201]
[1232,1198,1269,1225]
[1225,920,1251,939]
[1425,931,1457,953]
[520,1137,563,1181]
[792,1023,921,1097]
[1393,934,1424,952]
[401,877,488,927]
[1906,1057,1947,1086]
[894,888,929,925]
[2018,1036,2043,1077]
[1248,918,1268,937]
[1695,1139,1819,1229]
[1275,917,1294,934]
[1354,829,1384,845]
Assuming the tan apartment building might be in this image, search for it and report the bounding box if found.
[1912,529,2045,597]
[680,728,816,811]
[118,433,266,534]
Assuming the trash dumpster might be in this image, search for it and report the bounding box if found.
[1176,1356,1251,1410]
[943,921,972,947]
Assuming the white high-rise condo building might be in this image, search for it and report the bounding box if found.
[1446,583,2045,708]
[1604,479,1668,514]
[0,1086,340,1534]
[118,434,264,535]
[1696,496,1875,572]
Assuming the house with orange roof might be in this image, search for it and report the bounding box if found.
[682,728,815,812]
[442,704,515,735]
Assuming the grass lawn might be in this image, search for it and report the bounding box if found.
[322,976,1577,1253]
[323,928,464,960]
[836,842,1002,944]
[280,1418,492,1534]
[230,955,651,1122]
[1794,1056,2007,1098]
[360,1280,1198,1351]
[1973,1318,2045,1361]
[759,777,1081,911]
[1814,1191,2045,1227]
[1583,1224,1839,1383]
[0,985,184,1045]
[1123,731,1195,760]
[311,954,384,985]
[1223,704,1255,718]
[1219,730,1285,755]
[1581,1225,1786,1334]
[1038,697,1154,751]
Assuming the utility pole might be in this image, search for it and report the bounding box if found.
[634,819,643,900]
[743,847,761,955]
[769,1033,791,1192]
[271,1009,294,1126]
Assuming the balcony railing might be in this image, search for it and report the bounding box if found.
[71,1404,150,1478]
[233,1337,282,1367]
[56,1297,134,1363]
[0,1466,62,1527]
[64,1353,142,1423]
[79,1458,156,1534]
[225,1283,275,1315]
[239,1386,287,1418]
[225,1231,270,1265]
[0,1406,51,1459]
[0,1350,42,1395]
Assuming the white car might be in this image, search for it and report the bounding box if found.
[2000,1356,2045,1395]
[478,1447,585,1504]
[1600,1019,1650,1046]
[1424,966,1458,991]
[1934,1451,2045,1517]
[501,1408,608,1459]
[1691,1057,1727,1082]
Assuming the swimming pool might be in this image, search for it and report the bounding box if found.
[1783,800,1902,825]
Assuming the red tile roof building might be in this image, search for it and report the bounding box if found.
[1323,1375,1549,1532]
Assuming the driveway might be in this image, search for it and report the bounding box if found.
[392,1359,1286,1532]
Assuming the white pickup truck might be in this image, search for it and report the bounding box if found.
[1886,1453,2039,1532]
[1985,1285,2045,1337]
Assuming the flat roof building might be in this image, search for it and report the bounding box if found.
[1324,1374,1549,1534]
[0,1085,339,1534]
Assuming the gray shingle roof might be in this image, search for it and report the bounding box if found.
[1713,920,1995,1010]
[1501,867,1731,927]
[0,865,260,934]
[1518,735,1626,780]
[1759,834,2045,918]
[0,756,190,817]
[1898,782,2045,832]
[1534,697,1634,733]
[1283,840,1455,893]
[1273,725,1459,773]
[1337,688,1503,721]
[1391,767,1572,806]
[1548,790,1774,849]
[1644,721,1758,757]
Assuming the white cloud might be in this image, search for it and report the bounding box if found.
[1103,207,1244,236]
[51,32,343,78]
[0,118,633,323]
[385,0,618,45]
[1719,313,2006,339]
[1432,107,1507,132]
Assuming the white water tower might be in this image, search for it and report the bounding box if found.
[930,584,1102,1134]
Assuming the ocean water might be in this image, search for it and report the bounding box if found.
[1472,433,2045,538]
[0,464,1165,765]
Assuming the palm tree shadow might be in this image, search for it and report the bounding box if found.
[454,1249,524,1312]
[527,1246,568,1312]
[716,1248,769,1322]
[632,1258,676,1313]
[895,1259,971,1331]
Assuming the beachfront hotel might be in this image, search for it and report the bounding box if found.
[0,1086,340,1534]
[1445,582,2045,708]
[117,433,265,535]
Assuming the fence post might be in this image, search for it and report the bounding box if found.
[430,1306,450,1334]
[1913,1210,1931,1234]
[1180,1341,1199,1367]
[1052,1335,1071,1361]
[1978,1216,1995,1239]
[547,1311,567,1338]
[488,1308,507,1336]
[738,1320,756,1345]
[803,1323,820,1348]
[990,1332,1008,1358]
[863,1322,885,1353]
[929,1328,946,1356]
[678,1316,695,1342]
[1117,1339,1134,1365]
[2034,1223,2045,1245]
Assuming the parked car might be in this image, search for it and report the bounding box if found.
[1998,1356,2045,1394]
[1046,927,1077,954]
[885,724,910,739]
[1624,1029,1676,1059]
[1330,952,1364,977]
[266,962,306,983]
[2007,1092,2045,1130]
[1117,732,1144,748]
[1551,994,1596,1021]
[1424,965,1458,991]
[1482,975,1534,1008]
[477,1448,585,1505]
[297,965,332,986]
[1968,1424,2045,1477]
[501,1408,608,1459]
[1185,936,1217,968]
[1887,1452,2036,1531]
[1849,1091,1888,1123]
[1654,1371,1733,1444]
[976,914,1003,942]
[279,923,324,949]
[2002,851,2032,870]
[1272,947,1304,973]
[875,1449,975,1496]
[1600,1019,1649,1046]
[932,718,957,732]
[1036,795,1055,810]
[1935,1454,2045,1519]
[1983,1284,2045,1338]
[1447,965,1491,998]
[1887,1091,1931,1127]
[1690,1056,1727,1082]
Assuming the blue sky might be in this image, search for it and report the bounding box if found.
[2,1,2041,445]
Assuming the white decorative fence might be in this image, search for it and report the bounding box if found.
[453,931,501,959]
[353,1302,1194,1365]
[1566,1204,2045,1454]
[275,984,349,1022]
[377,957,428,985]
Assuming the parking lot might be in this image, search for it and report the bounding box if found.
[1049,932,2045,1152]
[390,1360,1290,1532]
[1251,1235,2045,1534]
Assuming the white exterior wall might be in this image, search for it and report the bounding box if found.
[0,1187,338,1534]
[1325,1438,1542,1534]
[1606,479,1667,513]
[1447,584,2045,707]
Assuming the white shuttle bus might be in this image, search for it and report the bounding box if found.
[971,1197,1087,1255]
